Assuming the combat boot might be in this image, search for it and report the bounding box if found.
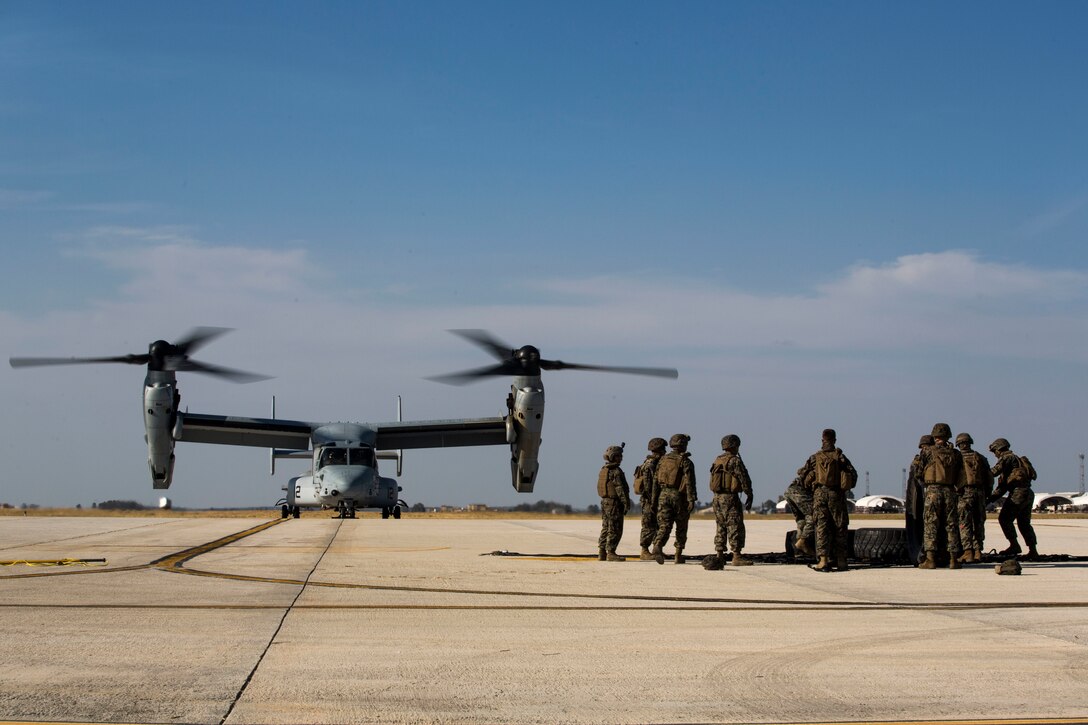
[674,548,684,565]
[949,554,962,570]
[794,536,813,557]
[835,555,849,571]
[653,544,665,565]
[598,549,606,562]
[810,556,831,572]
[918,552,937,569]
[731,551,753,567]
[639,547,653,561]
[958,549,975,564]
[1026,546,1039,559]
[1000,541,1022,556]
[606,551,625,562]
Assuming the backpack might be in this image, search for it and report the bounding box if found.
[597,467,610,497]
[814,450,841,487]
[924,445,958,485]
[633,460,653,496]
[1008,455,1038,485]
[962,452,983,487]
[839,461,858,491]
[656,453,683,489]
[709,457,726,492]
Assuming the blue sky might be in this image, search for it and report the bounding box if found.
[2,2,1086,509]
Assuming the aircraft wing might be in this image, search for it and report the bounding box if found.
[176,412,315,450]
[372,417,507,450]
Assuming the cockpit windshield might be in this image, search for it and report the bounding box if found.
[319,448,347,468]
[318,446,375,468]
[350,447,376,467]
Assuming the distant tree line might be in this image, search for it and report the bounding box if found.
[96,500,146,511]
[511,500,574,513]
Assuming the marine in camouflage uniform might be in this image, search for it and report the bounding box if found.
[784,476,814,557]
[909,434,934,492]
[635,437,666,560]
[797,428,857,572]
[652,434,697,565]
[709,434,754,566]
[988,438,1039,558]
[917,423,963,570]
[955,432,994,563]
[597,445,631,562]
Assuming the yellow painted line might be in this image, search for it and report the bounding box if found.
[149,517,285,569]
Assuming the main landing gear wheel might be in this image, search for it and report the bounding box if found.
[393,505,402,519]
[291,506,300,519]
[281,504,289,519]
[381,507,390,519]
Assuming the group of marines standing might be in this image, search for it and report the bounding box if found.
[909,422,1039,569]
[596,423,1040,570]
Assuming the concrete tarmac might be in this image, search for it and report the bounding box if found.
[1,514,1087,725]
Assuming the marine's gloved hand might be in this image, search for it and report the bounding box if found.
[744,494,752,512]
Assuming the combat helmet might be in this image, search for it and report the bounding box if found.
[721,434,740,450]
[931,422,952,440]
[918,434,934,448]
[822,428,837,442]
[955,432,973,447]
[647,437,666,454]
[989,437,1011,454]
[603,444,624,463]
[669,433,690,450]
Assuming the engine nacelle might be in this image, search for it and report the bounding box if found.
[507,381,543,493]
[285,474,322,507]
[144,372,178,490]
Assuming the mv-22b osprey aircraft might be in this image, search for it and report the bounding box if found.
[10,328,677,518]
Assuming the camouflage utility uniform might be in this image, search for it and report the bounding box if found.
[917,424,963,569]
[955,433,993,562]
[635,438,665,559]
[784,477,814,557]
[709,434,753,565]
[597,446,630,562]
[797,429,857,572]
[652,434,697,565]
[989,439,1038,557]
[909,435,934,493]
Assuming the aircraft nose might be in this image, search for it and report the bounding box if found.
[317,467,374,497]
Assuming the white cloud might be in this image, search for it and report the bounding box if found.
[3,242,1085,510]
[0,188,53,207]
[1018,192,1088,238]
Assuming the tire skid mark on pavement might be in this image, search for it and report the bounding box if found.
[6,520,1088,613]
[2,601,1088,613]
[0,517,187,555]
[2,716,1087,725]
[0,519,285,580]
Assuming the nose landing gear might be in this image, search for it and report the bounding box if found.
[334,501,357,519]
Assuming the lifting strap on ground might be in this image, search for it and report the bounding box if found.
[0,558,107,567]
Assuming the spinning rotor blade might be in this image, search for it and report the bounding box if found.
[430,329,678,384]
[170,358,272,383]
[448,329,516,361]
[9,327,269,383]
[10,354,149,368]
[539,360,679,379]
[171,327,232,357]
[426,362,521,386]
